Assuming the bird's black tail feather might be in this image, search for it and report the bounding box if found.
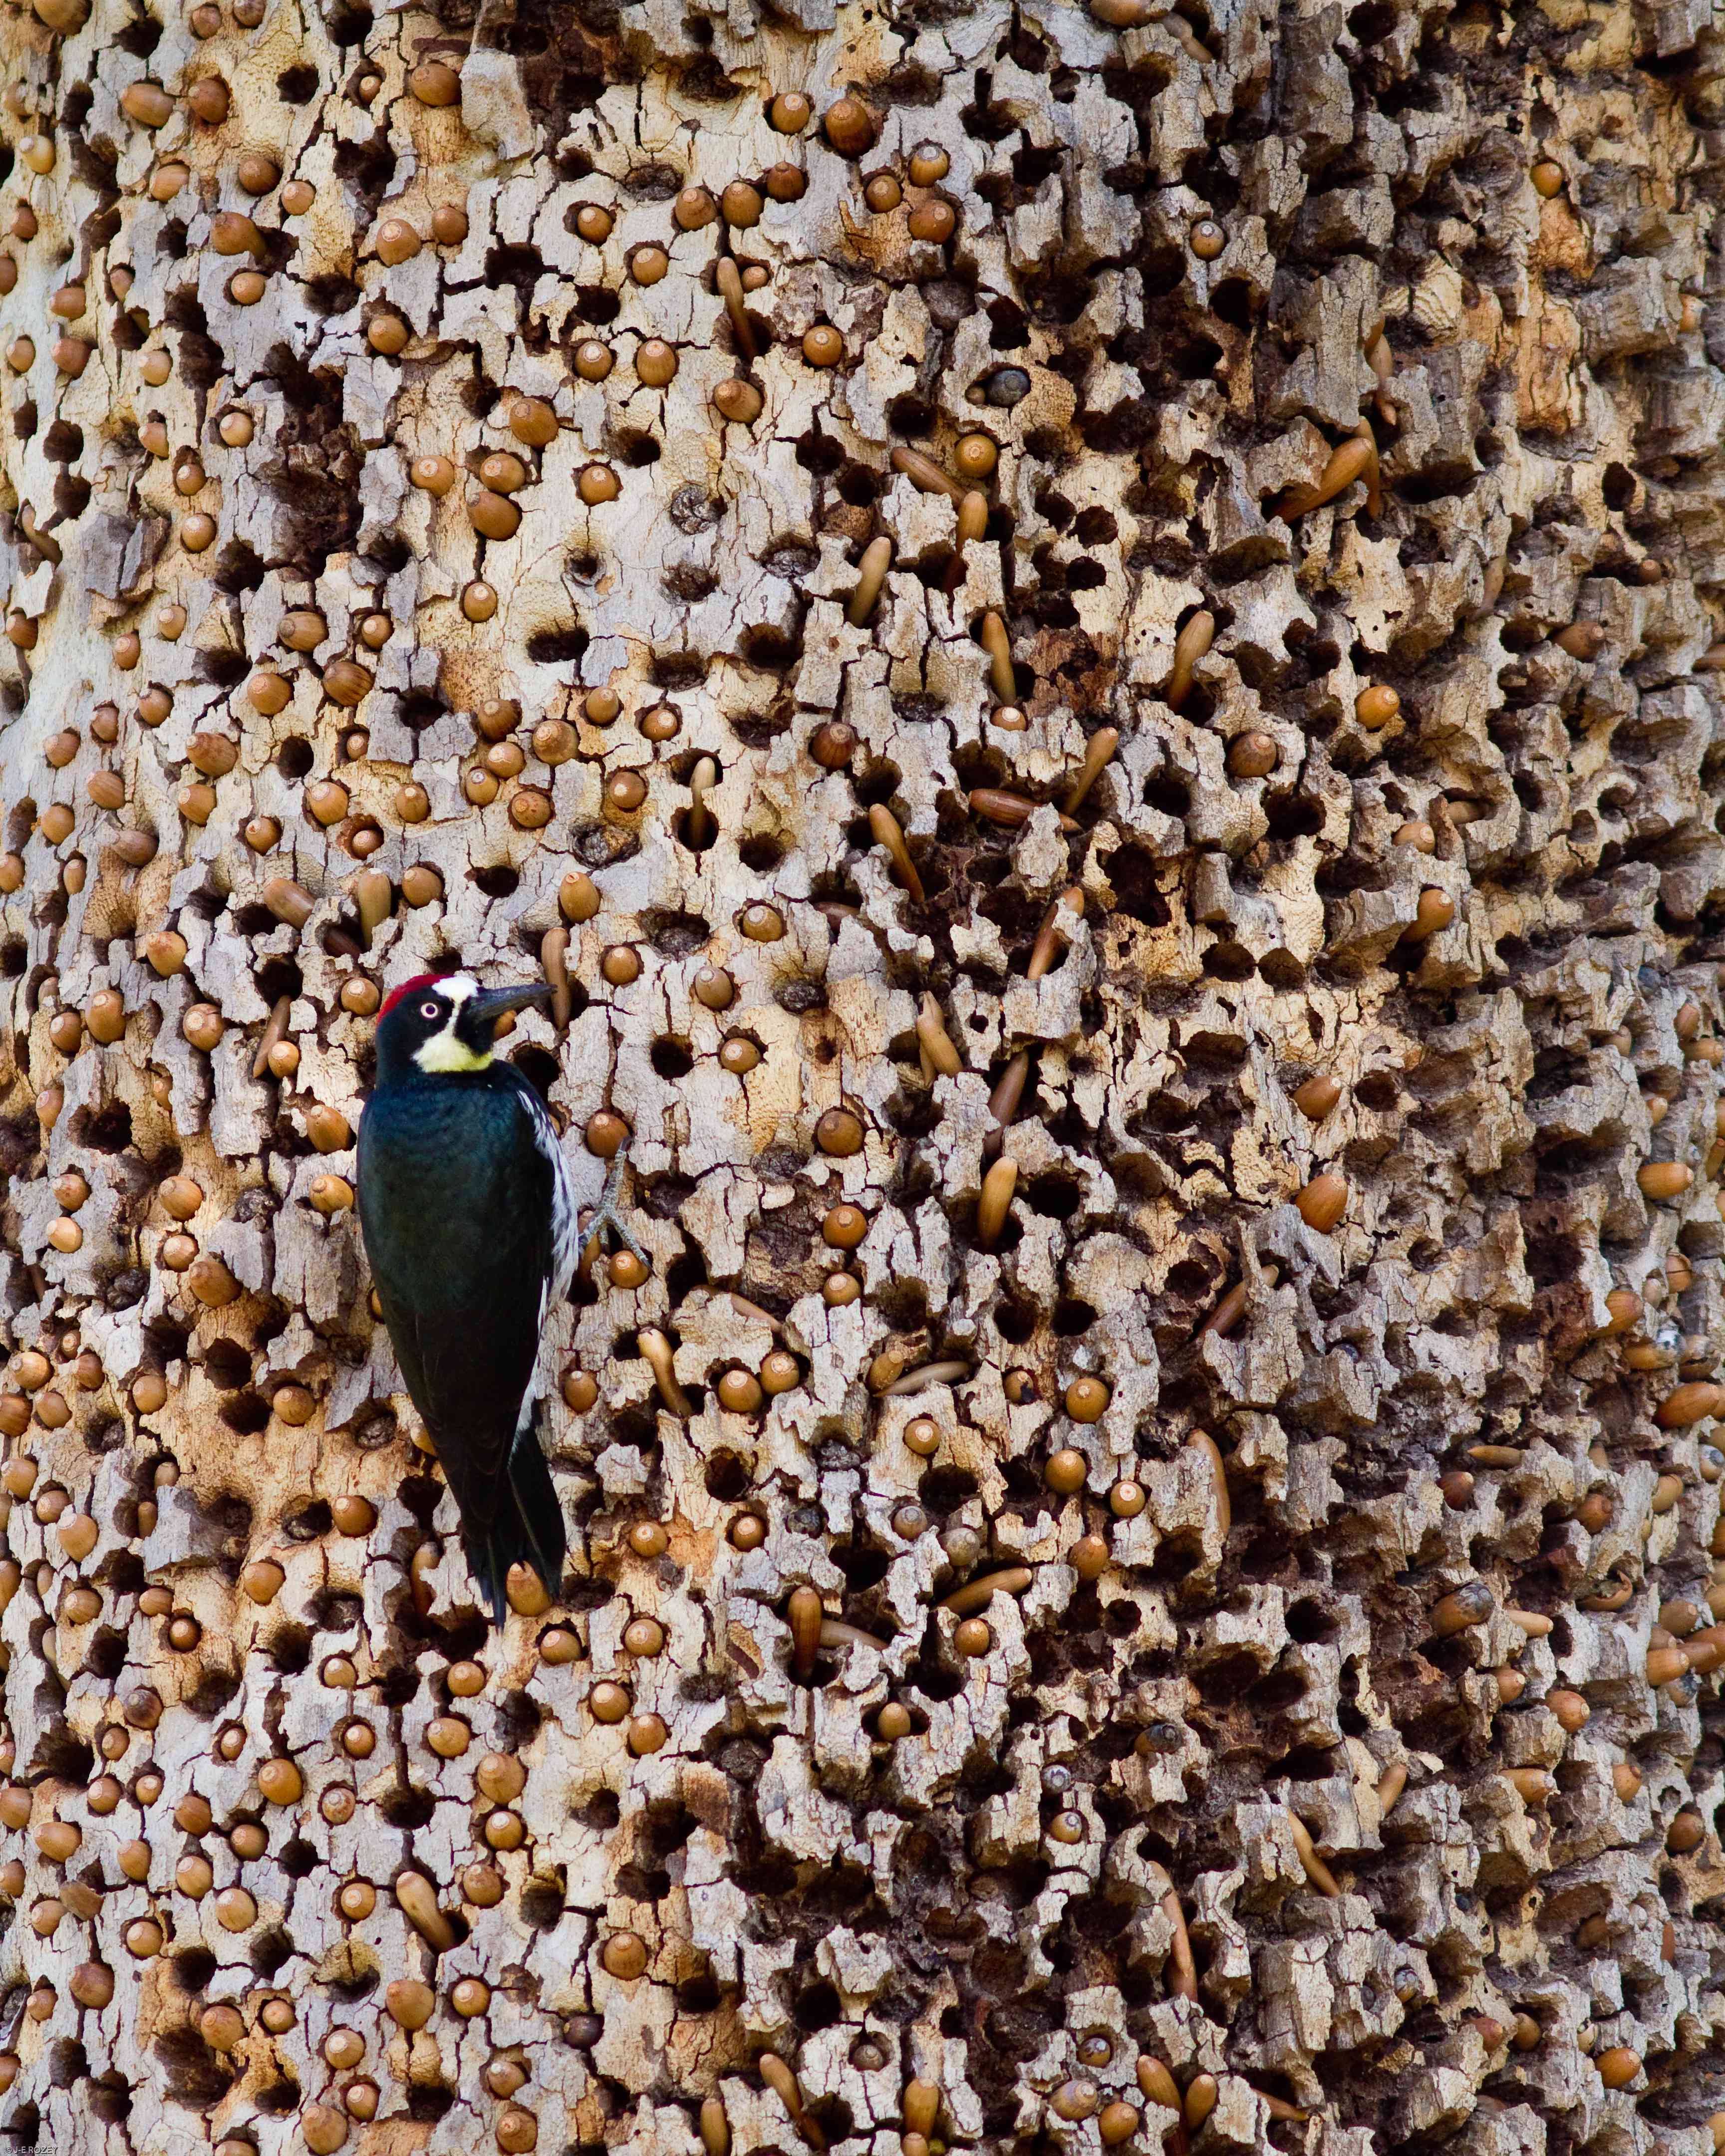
[510,1419,569,1588]
[469,1417,568,1626]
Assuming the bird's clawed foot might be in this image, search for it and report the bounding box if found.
[578,1153,644,1277]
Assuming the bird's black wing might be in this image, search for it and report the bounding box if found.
[359,1074,565,1616]
[378,1267,540,1515]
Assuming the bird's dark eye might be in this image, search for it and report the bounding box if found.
[420,1001,441,1019]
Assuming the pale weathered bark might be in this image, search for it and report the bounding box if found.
[3,0,1725,2149]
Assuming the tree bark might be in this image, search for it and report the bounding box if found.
[3,0,1725,2149]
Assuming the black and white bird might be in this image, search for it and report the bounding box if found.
[356,970,577,1622]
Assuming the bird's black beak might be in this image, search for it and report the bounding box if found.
[461,982,555,1046]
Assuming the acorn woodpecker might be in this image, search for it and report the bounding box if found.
[357,971,575,1622]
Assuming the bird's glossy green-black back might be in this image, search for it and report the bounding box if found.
[358,1067,556,1310]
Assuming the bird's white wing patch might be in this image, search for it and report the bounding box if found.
[516,1085,578,1438]
[525,1091,578,1300]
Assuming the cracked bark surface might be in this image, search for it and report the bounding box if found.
[5,0,1725,2149]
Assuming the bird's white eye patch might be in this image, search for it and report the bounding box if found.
[420,1000,441,1019]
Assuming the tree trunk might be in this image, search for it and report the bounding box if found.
[3,0,1725,2148]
